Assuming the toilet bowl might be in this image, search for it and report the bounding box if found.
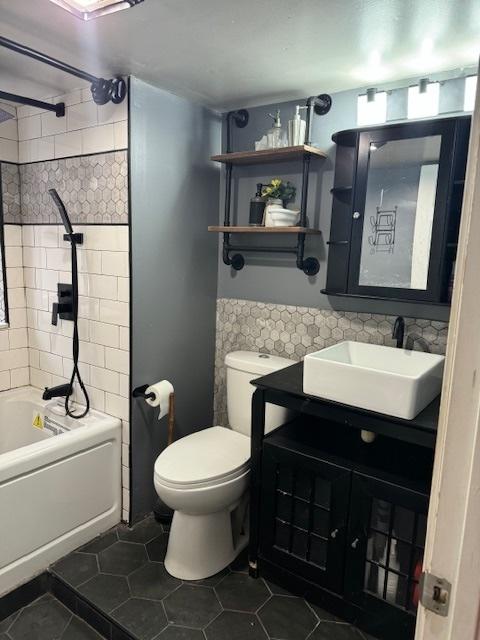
[154,351,295,580]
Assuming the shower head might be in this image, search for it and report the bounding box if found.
[48,188,74,235]
[0,107,14,124]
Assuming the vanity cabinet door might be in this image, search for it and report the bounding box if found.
[259,442,351,594]
[345,472,429,637]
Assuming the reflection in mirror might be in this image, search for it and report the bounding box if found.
[359,135,441,289]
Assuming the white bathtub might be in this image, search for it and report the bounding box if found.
[0,386,122,596]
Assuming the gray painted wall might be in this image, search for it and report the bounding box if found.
[217,71,471,321]
[130,77,221,522]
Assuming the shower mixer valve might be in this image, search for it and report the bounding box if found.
[52,283,74,326]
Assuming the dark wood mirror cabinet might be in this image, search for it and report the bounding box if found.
[323,115,471,305]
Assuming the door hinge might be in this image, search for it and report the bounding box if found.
[420,571,451,617]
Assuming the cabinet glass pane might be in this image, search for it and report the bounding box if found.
[359,135,441,289]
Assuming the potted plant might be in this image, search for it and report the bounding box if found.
[261,179,298,226]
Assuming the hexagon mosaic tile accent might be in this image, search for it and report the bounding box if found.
[1,162,21,224]
[19,151,128,224]
[214,298,449,425]
[49,516,374,640]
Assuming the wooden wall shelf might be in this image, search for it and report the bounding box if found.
[211,145,327,165]
[209,226,321,235]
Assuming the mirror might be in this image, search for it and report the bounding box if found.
[359,135,441,290]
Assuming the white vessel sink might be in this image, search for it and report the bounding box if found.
[303,341,445,420]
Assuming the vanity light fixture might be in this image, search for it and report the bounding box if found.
[464,75,477,112]
[48,0,144,21]
[357,88,387,126]
[407,78,439,119]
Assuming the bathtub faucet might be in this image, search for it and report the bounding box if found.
[43,383,72,401]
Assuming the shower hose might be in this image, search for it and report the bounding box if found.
[66,239,90,419]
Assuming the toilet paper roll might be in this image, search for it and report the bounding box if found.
[145,380,174,420]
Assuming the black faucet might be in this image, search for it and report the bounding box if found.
[43,383,72,401]
[392,316,405,348]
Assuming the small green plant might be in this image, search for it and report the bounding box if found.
[262,178,296,203]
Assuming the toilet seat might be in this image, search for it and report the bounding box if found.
[154,426,250,489]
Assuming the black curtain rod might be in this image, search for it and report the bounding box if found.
[0,35,127,106]
[0,89,65,117]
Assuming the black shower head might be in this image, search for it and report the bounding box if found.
[48,188,73,235]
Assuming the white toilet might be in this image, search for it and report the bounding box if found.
[154,350,294,580]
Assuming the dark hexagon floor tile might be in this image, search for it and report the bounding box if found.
[9,596,71,640]
[188,567,230,588]
[163,585,221,629]
[215,573,270,612]
[60,615,103,639]
[307,601,341,622]
[79,530,118,554]
[129,561,181,600]
[0,634,10,639]
[205,611,268,640]
[99,541,147,575]
[155,627,204,640]
[52,552,99,587]
[111,598,167,640]
[258,595,317,640]
[146,533,169,562]
[308,622,365,640]
[265,580,294,597]
[0,611,19,633]
[117,517,163,544]
[78,574,130,613]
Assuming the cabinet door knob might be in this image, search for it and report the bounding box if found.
[351,537,360,549]
[353,211,361,220]
[330,528,339,539]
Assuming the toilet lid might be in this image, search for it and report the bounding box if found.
[154,426,250,486]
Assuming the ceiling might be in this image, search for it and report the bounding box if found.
[0,0,478,110]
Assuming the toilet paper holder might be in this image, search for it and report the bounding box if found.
[133,384,175,445]
[132,384,155,401]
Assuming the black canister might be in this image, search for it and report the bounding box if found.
[249,183,266,226]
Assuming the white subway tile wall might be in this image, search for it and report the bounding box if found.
[16,88,127,162]
[0,102,18,164]
[0,226,28,389]
[23,225,130,520]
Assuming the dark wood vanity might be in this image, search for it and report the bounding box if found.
[249,362,438,640]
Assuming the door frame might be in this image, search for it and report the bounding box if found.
[415,63,480,639]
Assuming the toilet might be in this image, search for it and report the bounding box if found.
[154,350,294,580]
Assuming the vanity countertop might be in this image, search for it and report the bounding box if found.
[252,361,439,448]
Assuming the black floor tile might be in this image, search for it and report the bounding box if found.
[111,598,167,640]
[163,585,221,629]
[307,601,341,623]
[52,553,99,587]
[189,567,229,588]
[145,535,169,563]
[308,622,365,640]
[60,615,103,639]
[0,634,10,640]
[155,627,204,640]
[129,562,180,601]
[99,542,148,576]
[265,580,294,597]
[79,531,118,555]
[0,611,19,633]
[78,574,131,613]
[258,595,317,640]
[118,518,163,545]
[205,611,268,640]
[8,595,72,640]
[215,574,270,612]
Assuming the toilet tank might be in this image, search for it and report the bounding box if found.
[225,351,295,437]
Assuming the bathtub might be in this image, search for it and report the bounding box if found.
[0,386,122,596]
